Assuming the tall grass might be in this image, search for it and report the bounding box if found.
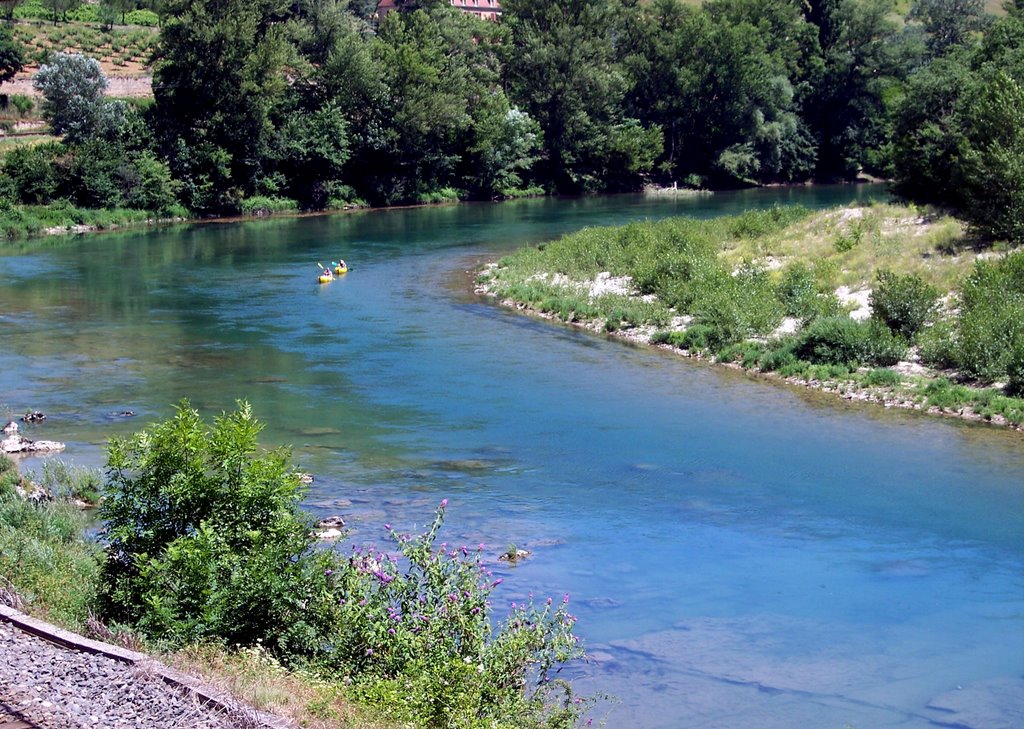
[0,455,100,630]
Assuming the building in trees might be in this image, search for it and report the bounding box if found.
[376,0,501,20]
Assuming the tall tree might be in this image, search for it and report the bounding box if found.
[802,0,906,179]
[502,0,660,192]
[622,0,814,185]
[33,53,119,144]
[151,0,295,211]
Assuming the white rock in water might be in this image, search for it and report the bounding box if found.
[315,528,343,540]
[2,421,18,435]
[1,434,65,454]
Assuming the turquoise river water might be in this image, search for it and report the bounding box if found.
[1,186,1022,729]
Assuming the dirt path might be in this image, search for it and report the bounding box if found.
[0,74,152,98]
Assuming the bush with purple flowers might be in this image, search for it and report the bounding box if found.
[319,501,592,728]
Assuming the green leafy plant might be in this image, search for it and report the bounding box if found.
[870,270,940,340]
[99,400,332,651]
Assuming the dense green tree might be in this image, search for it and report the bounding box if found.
[802,0,906,179]
[959,69,1024,243]
[152,0,295,211]
[503,0,660,192]
[271,99,351,207]
[894,10,1023,242]
[462,103,544,197]
[891,52,971,205]
[329,6,521,202]
[0,24,24,84]
[622,0,812,185]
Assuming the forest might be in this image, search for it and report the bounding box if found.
[0,0,1021,242]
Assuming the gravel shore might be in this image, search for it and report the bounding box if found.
[0,620,246,729]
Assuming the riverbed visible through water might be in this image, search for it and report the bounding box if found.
[1,186,1022,728]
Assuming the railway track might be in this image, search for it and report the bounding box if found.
[0,606,292,729]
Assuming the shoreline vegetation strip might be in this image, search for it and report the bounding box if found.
[475,202,1024,434]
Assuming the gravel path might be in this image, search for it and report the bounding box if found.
[0,621,245,729]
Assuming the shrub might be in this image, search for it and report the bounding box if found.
[37,459,102,505]
[795,316,869,366]
[11,94,35,117]
[726,205,808,238]
[2,142,65,205]
[775,263,818,319]
[123,9,160,26]
[956,251,1024,380]
[758,338,800,372]
[717,341,765,367]
[650,330,689,348]
[1007,340,1024,395]
[870,270,940,340]
[417,187,461,204]
[864,319,909,366]
[917,317,958,370]
[99,400,332,651]
[923,378,972,409]
[324,504,590,727]
[679,324,713,352]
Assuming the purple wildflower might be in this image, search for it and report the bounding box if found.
[440,498,448,508]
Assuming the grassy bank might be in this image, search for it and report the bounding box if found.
[477,202,1024,431]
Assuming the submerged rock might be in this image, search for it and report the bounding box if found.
[20,411,46,423]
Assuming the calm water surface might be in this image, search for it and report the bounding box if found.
[2,186,1022,728]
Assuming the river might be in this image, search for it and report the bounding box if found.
[1,186,1022,729]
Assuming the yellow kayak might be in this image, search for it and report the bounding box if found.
[333,264,348,275]
[318,273,333,284]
